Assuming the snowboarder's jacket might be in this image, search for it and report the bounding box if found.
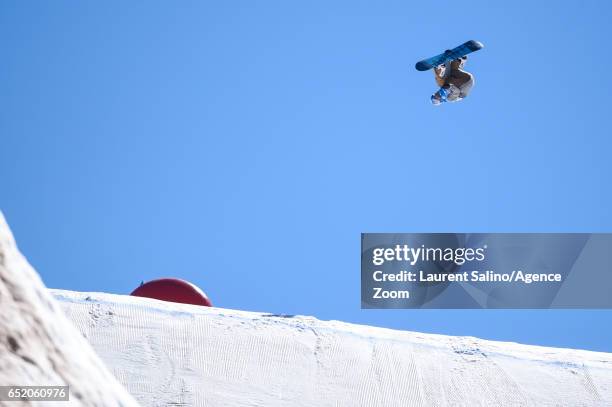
[434,59,474,101]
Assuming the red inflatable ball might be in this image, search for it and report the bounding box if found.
[130,278,212,307]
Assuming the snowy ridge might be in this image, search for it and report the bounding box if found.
[0,212,138,407]
[53,290,612,407]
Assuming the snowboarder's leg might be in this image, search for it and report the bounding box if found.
[433,66,445,87]
[433,61,452,87]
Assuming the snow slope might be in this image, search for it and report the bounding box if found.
[53,290,612,407]
[0,212,139,407]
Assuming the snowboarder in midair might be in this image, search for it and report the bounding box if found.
[430,55,474,105]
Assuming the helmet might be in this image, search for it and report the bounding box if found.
[431,87,450,105]
[439,87,450,100]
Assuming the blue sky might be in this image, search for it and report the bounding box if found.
[2,1,612,352]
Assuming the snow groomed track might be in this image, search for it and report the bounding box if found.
[54,290,612,407]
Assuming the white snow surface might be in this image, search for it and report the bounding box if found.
[53,289,612,407]
[2,209,611,406]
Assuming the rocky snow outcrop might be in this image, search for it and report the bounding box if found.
[0,212,138,407]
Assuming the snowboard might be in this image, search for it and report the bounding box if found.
[415,40,484,71]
